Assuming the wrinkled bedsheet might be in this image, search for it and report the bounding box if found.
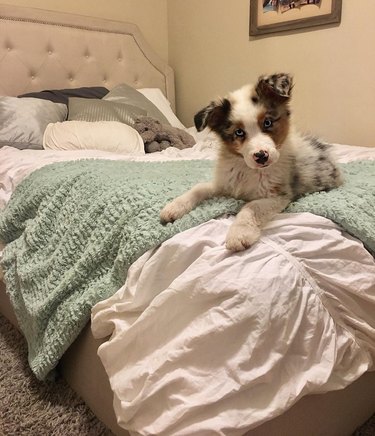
[91,213,375,435]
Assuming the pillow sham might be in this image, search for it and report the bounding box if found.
[0,97,68,150]
[138,88,186,129]
[103,83,170,125]
[68,97,146,124]
[18,86,109,105]
[43,121,145,155]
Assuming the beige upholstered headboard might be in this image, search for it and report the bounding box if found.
[0,4,175,111]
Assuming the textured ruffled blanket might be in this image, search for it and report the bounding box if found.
[286,160,375,257]
[0,158,374,380]
[0,159,242,379]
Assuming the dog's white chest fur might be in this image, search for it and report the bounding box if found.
[256,170,280,197]
[216,157,287,201]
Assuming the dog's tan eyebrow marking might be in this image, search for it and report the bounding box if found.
[264,109,280,119]
[269,115,281,122]
[232,122,246,131]
[257,111,268,125]
[221,122,245,156]
[257,110,290,147]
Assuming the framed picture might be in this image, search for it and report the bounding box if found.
[250,0,342,36]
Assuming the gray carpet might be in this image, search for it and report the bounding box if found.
[0,314,113,436]
[354,415,375,436]
[0,313,374,436]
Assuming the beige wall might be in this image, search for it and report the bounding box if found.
[1,0,169,62]
[168,0,375,147]
[3,1,375,146]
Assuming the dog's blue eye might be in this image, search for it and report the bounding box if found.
[263,118,273,129]
[234,128,245,138]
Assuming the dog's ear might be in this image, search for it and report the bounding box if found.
[194,105,212,131]
[256,73,293,103]
[194,98,231,132]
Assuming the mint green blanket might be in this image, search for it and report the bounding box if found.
[0,159,242,380]
[0,159,374,380]
[286,160,375,256]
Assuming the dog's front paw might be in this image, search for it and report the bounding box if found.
[160,200,188,223]
[225,224,261,252]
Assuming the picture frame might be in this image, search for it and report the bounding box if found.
[249,0,342,36]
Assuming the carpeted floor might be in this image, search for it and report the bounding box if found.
[353,415,375,436]
[0,313,374,436]
[0,314,113,436]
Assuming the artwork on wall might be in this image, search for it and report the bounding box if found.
[250,0,342,36]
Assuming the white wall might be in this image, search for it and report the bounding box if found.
[168,0,375,147]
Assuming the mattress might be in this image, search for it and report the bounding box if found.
[1,140,375,435]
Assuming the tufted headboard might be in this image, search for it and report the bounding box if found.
[0,4,175,111]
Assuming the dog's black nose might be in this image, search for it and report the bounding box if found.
[253,150,269,165]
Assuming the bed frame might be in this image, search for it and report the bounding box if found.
[0,4,374,436]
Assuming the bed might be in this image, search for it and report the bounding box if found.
[1,4,375,436]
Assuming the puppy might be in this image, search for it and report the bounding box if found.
[160,73,342,251]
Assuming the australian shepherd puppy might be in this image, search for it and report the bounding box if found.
[160,73,342,251]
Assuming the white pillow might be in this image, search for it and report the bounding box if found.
[138,88,186,130]
[43,121,145,155]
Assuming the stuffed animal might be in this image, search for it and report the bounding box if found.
[133,116,196,153]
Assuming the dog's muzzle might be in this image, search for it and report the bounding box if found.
[253,150,269,166]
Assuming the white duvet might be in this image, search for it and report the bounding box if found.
[1,141,375,436]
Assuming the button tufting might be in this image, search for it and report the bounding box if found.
[48,50,53,55]
[7,47,11,51]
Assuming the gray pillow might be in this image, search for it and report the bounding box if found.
[103,83,171,125]
[0,97,68,149]
[68,98,147,125]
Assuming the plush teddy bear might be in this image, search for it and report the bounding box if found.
[133,116,196,153]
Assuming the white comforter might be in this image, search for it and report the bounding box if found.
[1,141,375,436]
[92,214,375,436]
